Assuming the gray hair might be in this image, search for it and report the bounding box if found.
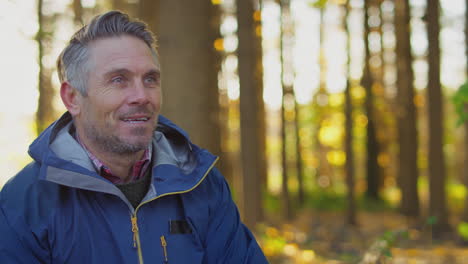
[57,11,158,96]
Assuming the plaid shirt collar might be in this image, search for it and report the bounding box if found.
[76,135,152,184]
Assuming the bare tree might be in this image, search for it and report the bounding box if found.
[362,0,380,200]
[426,0,450,236]
[237,0,266,228]
[137,0,158,31]
[154,1,222,156]
[294,95,305,205]
[394,0,420,218]
[279,0,293,220]
[314,5,333,189]
[463,0,468,224]
[344,0,356,226]
[72,0,83,25]
[112,0,130,13]
[36,0,56,134]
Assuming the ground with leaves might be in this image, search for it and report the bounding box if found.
[257,210,468,263]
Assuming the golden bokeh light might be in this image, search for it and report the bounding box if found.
[377,152,391,167]
[329,93,344,107]
[301,250,316,262]
[355,114,368,128]
[213,38,224,51]
[253,10,261,21]
[256,25,262,37]
[319,125,342,148]
[414,94,425,108]
[265,227,280,238]
[283,243,299,256]
[326,150,346,166]
[351,85,366,101]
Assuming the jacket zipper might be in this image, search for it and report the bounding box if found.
[131,215,144,264]
[130,157,219,264]
[160,235,169,263]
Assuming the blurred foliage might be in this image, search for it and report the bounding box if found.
[258,208,468,264]
[426,216,438,226]
[310,0,328,8]
[264,186,395,213]
[309,0,348,9]
[453,82,468,126]
[457,222,468,240]
[264,178,468,214]
[305,188,347,211]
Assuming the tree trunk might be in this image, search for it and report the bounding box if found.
[279,0,303,212]
[344,0,356,226]
[426,0,449,236]
[394,0,420,217]
[282,0,304,207]
[155,1,222,157]
[363,0,380,200]
[463,0,468,223]
[294,100,305,205]
[137,0,158,32]
[279,0,293,220]
[254,0,268,196]
[463,116,468,222]
[280,107,292,220]
[36,0,55,135]
[138,1,238,187]
[254,0,267,221]
[112,0,128,12]
[376,0,394,201]
[237,0,265,228]
[72,0,83,25]
[314,7,332,188]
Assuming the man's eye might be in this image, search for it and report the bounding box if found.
[111,76,125,84]
[145,76,159,84]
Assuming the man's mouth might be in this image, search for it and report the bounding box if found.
[121,116,150,123]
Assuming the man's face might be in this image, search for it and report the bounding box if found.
[74,35,161,155]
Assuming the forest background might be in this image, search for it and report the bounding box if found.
[1,0,468,263]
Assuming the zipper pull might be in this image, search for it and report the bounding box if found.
[160,235,169,264]
[131,216,139,248]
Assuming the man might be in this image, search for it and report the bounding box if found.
[0,11,268,263]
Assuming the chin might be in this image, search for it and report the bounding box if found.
[125,136,153,148]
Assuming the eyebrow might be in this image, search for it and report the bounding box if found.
[103,68,160,79]
[144,69,160,77]
[103,68,131,79]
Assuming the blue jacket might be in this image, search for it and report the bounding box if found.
[0,113,268,264]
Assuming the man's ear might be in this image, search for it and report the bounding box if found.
[60,82,82,116]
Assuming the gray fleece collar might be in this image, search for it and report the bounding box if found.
[49,121,192,174]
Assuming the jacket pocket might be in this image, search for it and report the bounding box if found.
[163,230,204,264]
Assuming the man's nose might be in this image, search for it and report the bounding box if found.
[128,80,149,105]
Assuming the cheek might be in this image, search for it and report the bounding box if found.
[95,97,125,116]
[153,91,162,108]
[155,96,162,109]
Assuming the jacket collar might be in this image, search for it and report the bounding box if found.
[30,112,218,203]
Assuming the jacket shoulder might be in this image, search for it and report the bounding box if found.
[1,161,61,229]
[1,161,44,204]
[0,162,60,262]
[188,167,230,202]
[2,161,39,187]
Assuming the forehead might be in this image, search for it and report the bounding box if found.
[88,35,160,72]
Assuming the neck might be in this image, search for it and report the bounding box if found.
[75,131,146,182]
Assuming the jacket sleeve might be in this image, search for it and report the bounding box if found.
[0,205,50,264]
[202,168,269,264]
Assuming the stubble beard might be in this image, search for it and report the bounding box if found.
[84,121,154,156]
